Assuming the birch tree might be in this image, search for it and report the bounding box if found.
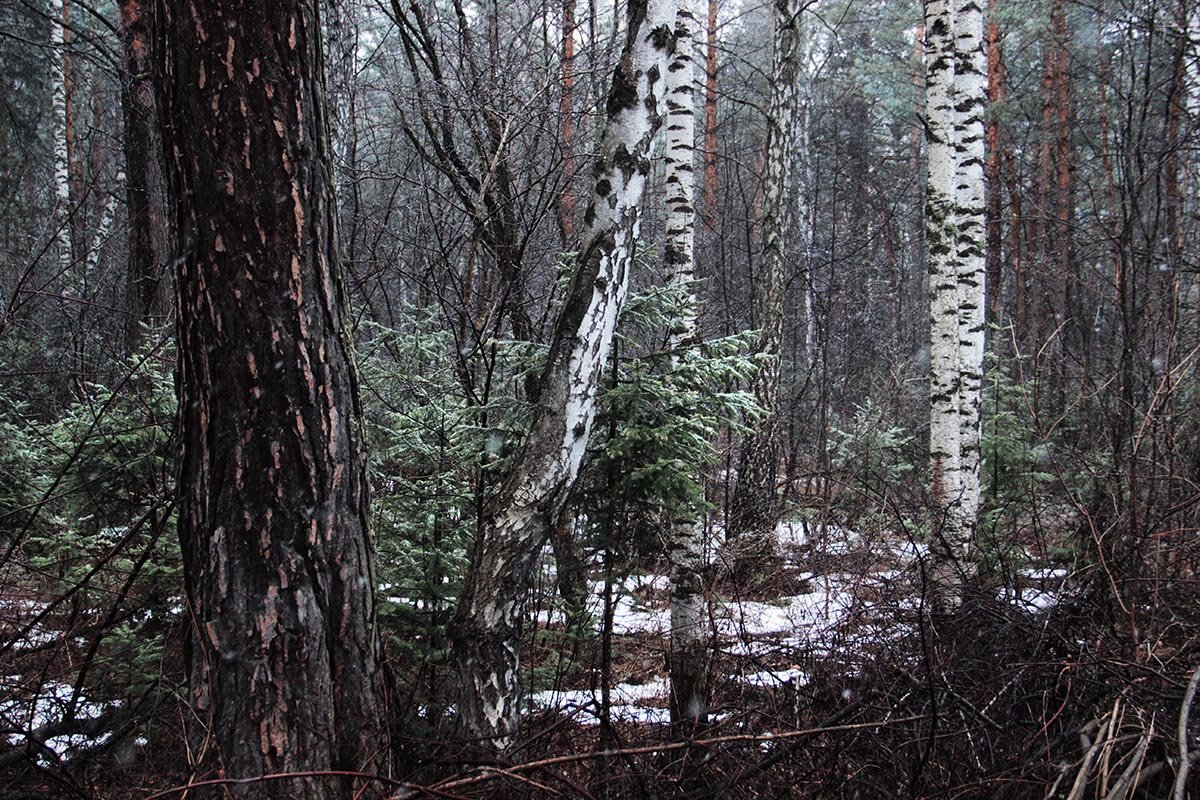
[926,0,987,605]
[49,1,72,277]
[662,0,707,728]
[450,0,675,750]
[727,0,805,548]
[953,0,987,586]
[154,1,392,793]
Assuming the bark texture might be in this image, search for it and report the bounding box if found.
[727,0,804,545]
[701,0,719,224]
[450,0,675,750]
[50,1,72,276]
[154,2,390,796]
[662,0,708,729]
[559,0,578,242]
[952,0,987,583]
[925,0,987,605]
[119,0,171,342]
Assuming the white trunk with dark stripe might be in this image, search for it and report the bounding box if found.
[925,0,987,605]
[50,10,72,275]
[728,0,805,544]
[451,0,675,750]
[662,0,707,728]
[953,0,987,584]
[1190,6,1200,117]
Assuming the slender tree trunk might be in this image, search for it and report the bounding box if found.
[154,2,391,796]
[662,0,707,729]
[119,0,171,344]
[1051,1,1077,392]
[450,0,675,750]
[50,1,73,277]
[952,0,987,592]
[984,7,1005,331]
[559,0,578,243]
[727,0,804,547]
[925,0,963,598]
[701,0,719,225]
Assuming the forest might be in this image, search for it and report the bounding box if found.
[1,0,1198,797]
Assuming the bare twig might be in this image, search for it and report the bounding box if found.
[1173,664,1200,800]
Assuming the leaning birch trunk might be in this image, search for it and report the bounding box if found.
[450,0,675,750]
[952,0,988,595]
[662,0,707,729]
[727,0,804,551]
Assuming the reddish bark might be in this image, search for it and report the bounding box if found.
[154,2,392,795]
[702,0,719,223]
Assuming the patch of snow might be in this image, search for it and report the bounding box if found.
[1021,567,1069,581]
[7,624,60,651]
[740,668,810,688]
[775,519,809,550]
[1002,587,1058,612]
[0,679,115,761]
[531,678,670,727]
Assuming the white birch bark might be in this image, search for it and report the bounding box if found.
[324,0,357,174]
[83,178,121,277]
[925,0,965,597]
[451,0,675,750]
[662,0,707,728]
[50,6,73,276]
[728,0,805,548]
[953,0,987,589]
[926,0,988,606]
[1188,5,1200,118]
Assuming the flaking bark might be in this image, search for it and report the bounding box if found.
[727,0,805,548]
[119,0,172,344]
[450,0,675,750]
[662,0,708,729]
[154,2,391,795]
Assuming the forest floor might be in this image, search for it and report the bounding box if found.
[521,513,1072,737]
[4,513,1179,798]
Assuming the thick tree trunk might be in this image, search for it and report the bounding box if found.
[450,0,675,750]
[119,0,171,344]
[926,0,987,606]
[727,0,804,547]
[662,0,708,730]
[154,2,391,796]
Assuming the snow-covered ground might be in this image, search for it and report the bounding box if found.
[527,517,1070,726]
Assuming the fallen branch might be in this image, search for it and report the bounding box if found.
[421,711,928,795]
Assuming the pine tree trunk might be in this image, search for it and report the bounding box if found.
[727,0,804,548]
[154,2,391,795]
[701,0,719,225]
[450,0,675,750]
[662,0,708,730]
[119,0,171,344]
[984,8,1005,331]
